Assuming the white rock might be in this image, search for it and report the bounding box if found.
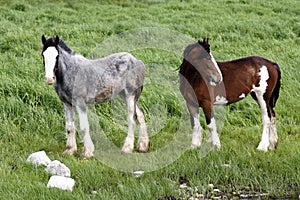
[47,175,75,192]
[46,160,71,177]
[213,188,221,193]
[221,163,231,168]
[133,170,144,178]
[27,151,51,166]
[179,183,188,189]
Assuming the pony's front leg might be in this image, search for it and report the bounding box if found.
[206,117,221,149]
[136,104,149,153]
[76,105,94,159]
[203,102,221,149]
[187,103,202,149]
[62,103,77,156]
[190,112,203,149]
[121,96,136,154]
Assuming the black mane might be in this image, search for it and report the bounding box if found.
[198,38,210,54]
[58,39,73,54]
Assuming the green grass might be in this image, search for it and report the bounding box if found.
[0,0,300,199]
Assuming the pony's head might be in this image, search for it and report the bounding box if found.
[41,35,60,85]
[183,38,222,86]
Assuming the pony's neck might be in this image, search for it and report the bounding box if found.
[55,47,77,85]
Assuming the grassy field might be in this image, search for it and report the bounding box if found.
[0,0,299,199]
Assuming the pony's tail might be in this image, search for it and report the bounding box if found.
[270,63,281,108]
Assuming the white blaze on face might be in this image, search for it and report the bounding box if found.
[210,53,223,83]
[42,46,58,84]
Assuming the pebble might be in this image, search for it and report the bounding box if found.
[133,170,144,178]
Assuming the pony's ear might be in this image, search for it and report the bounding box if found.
[203,38,209,45]
[201,38,210,53]
[42,35,46,45]
[54,35,60,46]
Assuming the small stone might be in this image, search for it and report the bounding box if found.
[179,183,188,189]
[213,188,221,193]
[196,193,204,198]
[133,170,144,178]
[221,164,231,168]
[188,197,199,200]
[92,190,98,194]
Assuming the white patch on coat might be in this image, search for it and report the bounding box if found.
[251,65,269,94]
[239,93,245,98]
[43,47,58,79]
[214,95,228,105]
[210,53,223,82]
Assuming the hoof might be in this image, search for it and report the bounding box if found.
[191,143,201,149]
[121,144,133,154]
[62,148,77,157]
[79,147,94,160]
[121,138,134,154]
[80,154,93,160]
[257,141,269,152]
[206,138,220,150]
[136,138,150,153]
[268,141,278,150]
[212,142,221,150]
[269,136,278,150]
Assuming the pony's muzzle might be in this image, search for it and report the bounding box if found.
[210,74,222,85]
[45,77,55,85]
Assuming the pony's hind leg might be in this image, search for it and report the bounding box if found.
[62,103,77,156]
[121,95,136,154]
[254,91,271,152]
[136,104,149,153]
[268,108,278,150]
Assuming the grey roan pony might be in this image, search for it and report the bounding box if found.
[41,35,149,159]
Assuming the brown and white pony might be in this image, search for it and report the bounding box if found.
[179,39,281,151]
